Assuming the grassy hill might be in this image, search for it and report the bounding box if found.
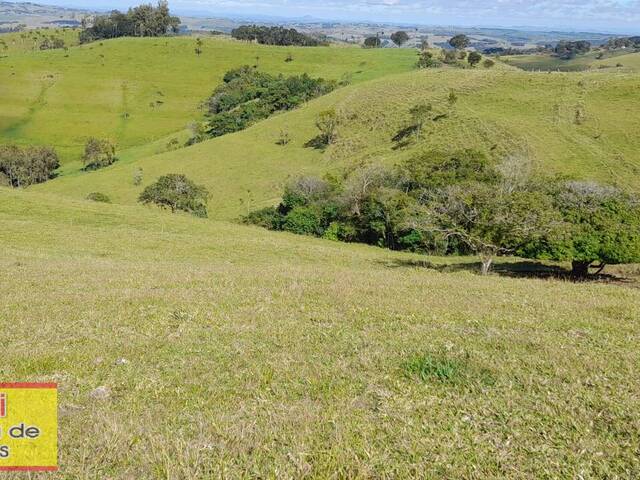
[1,186,639,477]
[0,35,417,164]
[35,64,640,219]
[502,49,637,72]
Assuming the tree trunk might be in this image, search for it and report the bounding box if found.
[480,255,493,276]
[571,261,591,278]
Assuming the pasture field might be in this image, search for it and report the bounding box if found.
[35,65,640,219]
[501,49,634,72]
[0,35,417,164]
[1,32,640,478]
[1,187,639,478]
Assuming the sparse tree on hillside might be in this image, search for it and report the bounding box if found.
[138,174,209,217]
[315,109,339,145]
[468,51,482,67]
[82,138,117,170]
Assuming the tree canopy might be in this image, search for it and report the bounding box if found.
[138,174,209,218]
[231,25,327,46]
[391,31,410,47]
[79,1,180,44]
[449,34,470,50]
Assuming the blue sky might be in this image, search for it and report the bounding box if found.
[35,0,640,33]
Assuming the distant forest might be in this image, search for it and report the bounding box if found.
[231,25,328,47]
[79,1,180,43]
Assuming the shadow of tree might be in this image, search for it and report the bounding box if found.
[304,135,328,151]
[380,258,636,285]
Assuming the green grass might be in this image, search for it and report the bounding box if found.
[35,66,640,220]
[0,35,417,163]
[1,186,639,477]
[2,36,640,477]
[0,28,80,56]
[501,50,634,72]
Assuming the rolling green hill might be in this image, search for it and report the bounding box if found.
[0,35,417,164]
[35,65,640,220]
[502,49,638,72]
[2,31,640,478]
[1,186,639,477]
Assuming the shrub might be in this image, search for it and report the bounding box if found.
[363,36,381,48]
[0,144,59,187]
[468,51,482,67]
[416,51,441,69]
[282,206,324,236]
[86,192,111,203]
[315,109,339,146]
[483,59,495,68]
[242,206,283,230]
[138,174,209,218]
[133,167,143,186]
[82,138,117,170]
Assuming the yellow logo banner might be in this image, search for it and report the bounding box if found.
[0,383,58,472]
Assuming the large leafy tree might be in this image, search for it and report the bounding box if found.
[138,174,209,218]
[534,181,640,277]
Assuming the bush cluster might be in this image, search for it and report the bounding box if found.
[245,150,640,276]
[194,66,337,141]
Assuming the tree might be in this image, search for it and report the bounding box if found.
[363,36,381,48]
[449,34,470,50]
[406,183,561,275]
[0,144,59,187]
[416,50,441,68]
[79,1,180,44]
[315,109,339,145]
[533,181,640,277]
[138,174,209,217]
[391,31,409,47]
[467,51,482,67]
[82,138,117,170]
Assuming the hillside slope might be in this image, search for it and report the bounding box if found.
[36,66,640,219]
[1,186,639,477]
[0,35,417,164]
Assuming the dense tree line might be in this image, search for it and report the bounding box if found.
[245,149,640,277]
[554,40,591,59]
[231,25,327,46]
[191,66,336,142]
[0,145,59,187]
[79,1,180,44]
[605,36,640,50]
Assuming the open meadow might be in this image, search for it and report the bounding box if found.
[1,23,640,478]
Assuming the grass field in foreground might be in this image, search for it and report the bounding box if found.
[0,35,417,163]
[1,187,639,478]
